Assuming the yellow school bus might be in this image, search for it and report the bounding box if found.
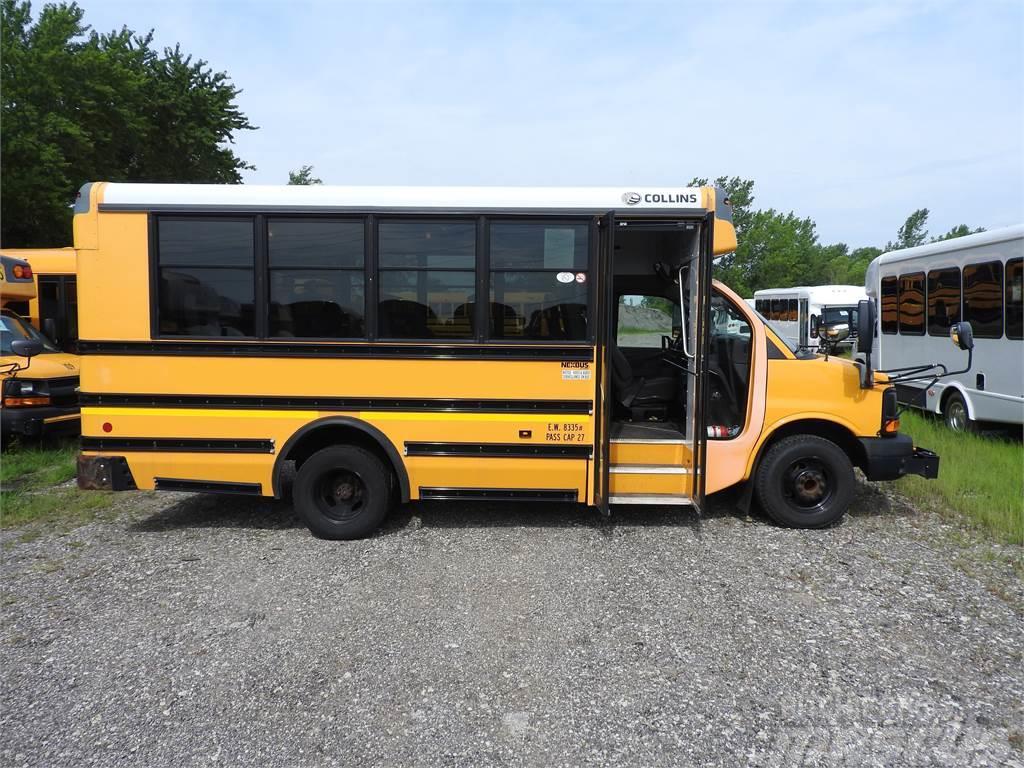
[0,247,78,352]
[74,183,963,538]
[1,254,81,438]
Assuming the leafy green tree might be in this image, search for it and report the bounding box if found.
[288,165,323,185]
[886,208,930,251]
[1,1,254,247]
[932,224,985,242]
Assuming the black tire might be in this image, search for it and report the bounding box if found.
[942,390,976,433]
[293,446,392,540]
[754,435,855,529]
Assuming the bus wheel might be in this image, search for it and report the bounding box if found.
[293,446,392,540]
[754,435,854,529]
[942,391,975,433]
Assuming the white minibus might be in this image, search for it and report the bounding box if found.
[753,285,868,350]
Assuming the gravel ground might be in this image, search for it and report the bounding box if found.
[1,482,1022,767]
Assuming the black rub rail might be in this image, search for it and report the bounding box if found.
[79,393,593,415]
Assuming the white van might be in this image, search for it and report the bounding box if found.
[864,225,1023,431]
[753,285,868,350]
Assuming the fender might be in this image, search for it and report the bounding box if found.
[745,412,864,479]
[272,416,410,502]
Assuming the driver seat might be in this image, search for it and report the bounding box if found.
[610,343,677,419]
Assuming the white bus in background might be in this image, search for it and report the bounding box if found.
[753,285,868,349]
[865,225,1023,432]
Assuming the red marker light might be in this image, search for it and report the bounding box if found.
[102,422,113,433]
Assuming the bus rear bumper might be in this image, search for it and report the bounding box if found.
[77,455,137,491]
[859,434,939,481]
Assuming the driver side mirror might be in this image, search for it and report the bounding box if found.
[11,339,43,359]
[856,299,875,355]
[818,322,850,343]
[950,321,974,351]
[809,314,819,337]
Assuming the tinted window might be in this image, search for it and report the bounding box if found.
[159,219,254,267]
[379,270,475,339]
[268,219,365,338]
[157,218,255,336]
[898,272,925,335]
[379,221,475,269]
[268,219,363,268]
[158,267,254,337]
[787,298,798,321]
[490,272,588,340]
[488,222,590,341]
[927,268,960,337]
[963,261,1003,339]
[880,276,898,334]
[1007,258,1023,340]
[490,223,589,269]
[617,295,675,348]
[270,270,365,338]
[770,299,783,321]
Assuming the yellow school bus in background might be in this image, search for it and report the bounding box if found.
[0,247,78,352]
[74,183,963,539]
[1,254,81,438]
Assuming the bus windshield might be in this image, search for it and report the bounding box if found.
[0,311,59,356]
[821,305,859,328]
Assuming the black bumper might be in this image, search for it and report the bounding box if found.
[1,405,80,438]
[860,434,939,481]
[77,454,137,491]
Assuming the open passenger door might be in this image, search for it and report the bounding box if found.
[593,213,713,515]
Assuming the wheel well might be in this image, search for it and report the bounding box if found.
[273,418,409,502]
[939,385,967,416]
[754,419,867,474]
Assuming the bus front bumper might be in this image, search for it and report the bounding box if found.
[1,406,80,438]
[859,434,939,481]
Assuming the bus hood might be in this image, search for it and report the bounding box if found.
[0,351,79,380]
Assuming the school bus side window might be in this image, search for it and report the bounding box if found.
[268,219,365,339]
[378,220,475,339]
[157,218,255,337]
[488,222,589,341]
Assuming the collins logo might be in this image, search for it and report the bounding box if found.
[622,192,642,205]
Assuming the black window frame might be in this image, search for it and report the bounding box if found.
[151,214,261,340]
[375,216,478,342]
[266,216,367,341]
[486,217,594,343]
[150,211,599,345]
[880,276,898,335]
[962,260,1004,340]
[897,271,926,336]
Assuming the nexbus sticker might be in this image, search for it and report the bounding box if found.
[561,361,591,381]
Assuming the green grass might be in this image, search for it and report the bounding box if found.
[1,438,114,531]
[892,411,1024,545]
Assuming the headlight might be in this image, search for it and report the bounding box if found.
[2,378,51,407]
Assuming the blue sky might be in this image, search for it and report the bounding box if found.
[82,0,1023,249]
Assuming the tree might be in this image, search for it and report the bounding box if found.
[886,208,930,251]
[288,165,323,185]
[1,1,255,247]
[932,224,985,242]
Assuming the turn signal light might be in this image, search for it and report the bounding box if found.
[882,418,900,434]
[3,396,51,407]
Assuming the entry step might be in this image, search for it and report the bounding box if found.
[610,464,689,474]
[609,494,692,506]
[610,440,692,467]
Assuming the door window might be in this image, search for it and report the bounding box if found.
[616,295,676,348]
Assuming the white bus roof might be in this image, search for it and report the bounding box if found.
[92,183,711,213]
[870,224,1024,268]
[753,285,867,302]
